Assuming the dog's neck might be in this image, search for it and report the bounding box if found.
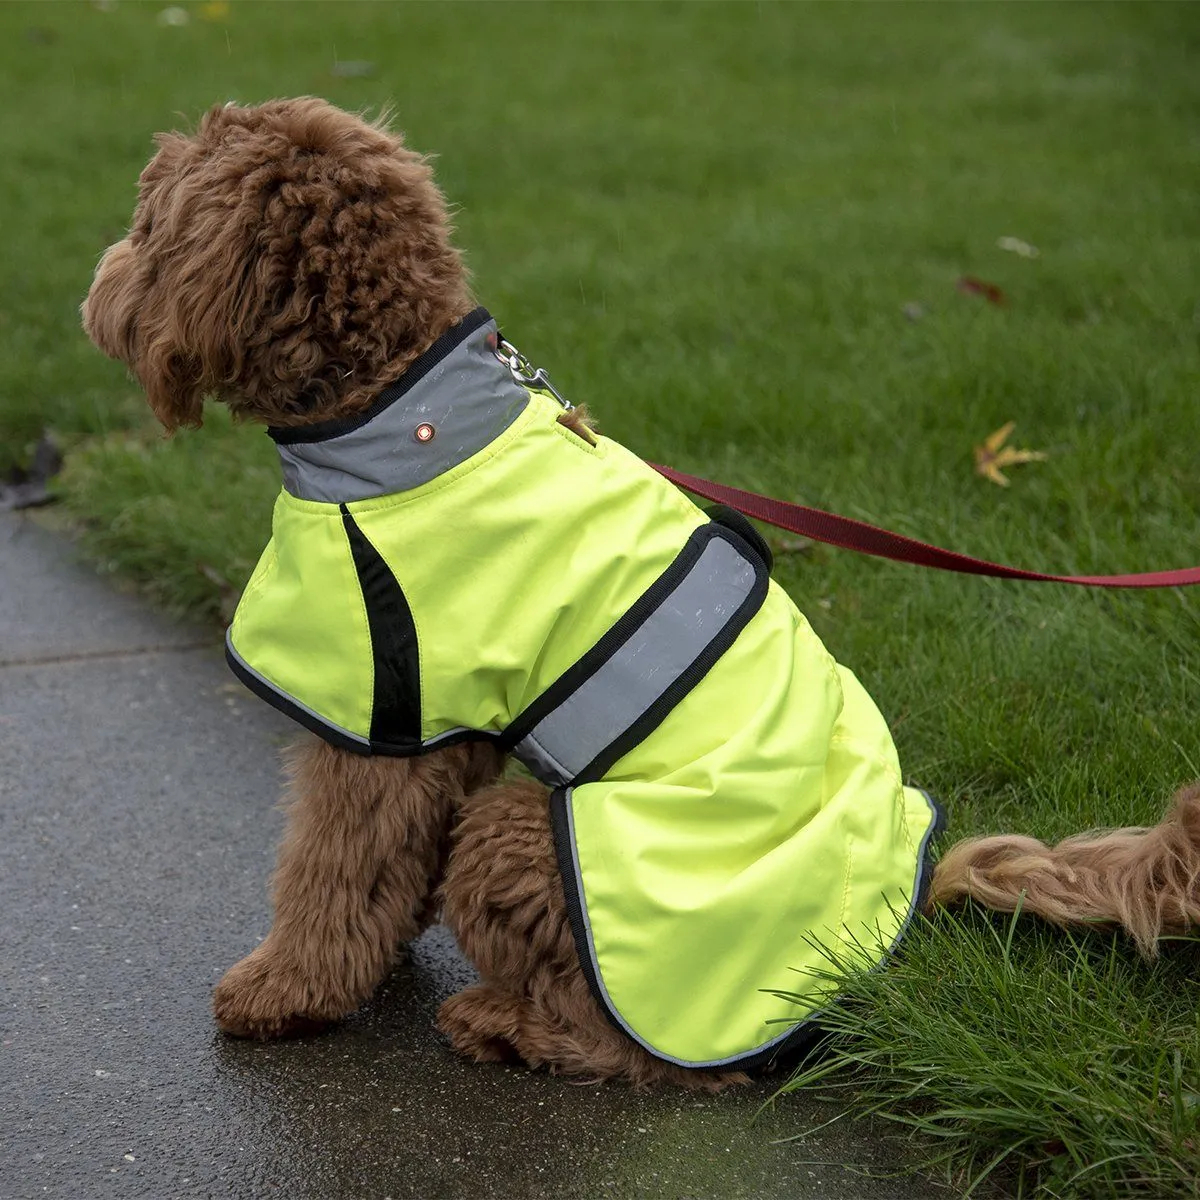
[269,308,530,505]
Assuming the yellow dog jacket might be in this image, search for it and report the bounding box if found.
[226,308,941,1070]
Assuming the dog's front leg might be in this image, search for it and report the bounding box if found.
[213,736,502,1039]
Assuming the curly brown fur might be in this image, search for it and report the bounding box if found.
[927,782,1200,955]
[82,97,474,431]
[84,97,1200,1090]
[213,737,502,1039]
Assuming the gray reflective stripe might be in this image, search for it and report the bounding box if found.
[561,785,942,1069]
[277,319,530,503]
[514,734,576,791]
[514,537,756,786]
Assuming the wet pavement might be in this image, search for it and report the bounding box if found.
[0,512,951,1199]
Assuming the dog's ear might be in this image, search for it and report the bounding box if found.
[83,239,208,432]
[84,119,263,432]
[82,240,139,364]
[136,342,207,433]
[82,238,208,433]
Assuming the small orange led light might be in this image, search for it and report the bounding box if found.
[414,422,436,443]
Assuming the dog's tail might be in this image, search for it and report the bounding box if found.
[926,782,1200,956]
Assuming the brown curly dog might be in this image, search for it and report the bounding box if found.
[83,98,1200,1090]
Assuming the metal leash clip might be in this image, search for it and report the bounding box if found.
[494,335,573,411]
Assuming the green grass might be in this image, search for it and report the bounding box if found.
[3,1,1198,1193]
[774,910,1200,1198]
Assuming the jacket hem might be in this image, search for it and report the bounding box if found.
[550,785,944,1072]
[225,634,505,758]
[224,633,372,754]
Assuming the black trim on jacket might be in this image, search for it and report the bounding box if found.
[550,784,947,1073]
[574,524,769,786]
[703,504,774,572]
[224,638,371,755]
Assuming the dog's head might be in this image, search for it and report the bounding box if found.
[82,98,471,431]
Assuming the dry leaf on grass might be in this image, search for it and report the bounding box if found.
[973,422,1047,487]
[997,235,1039,259]
[957,276,1008,306]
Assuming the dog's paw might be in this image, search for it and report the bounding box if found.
[437,985,530,1065]
[212,946,341,1040]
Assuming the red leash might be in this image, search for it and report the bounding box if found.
[651,465,1200,589]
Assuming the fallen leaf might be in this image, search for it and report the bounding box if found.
[997,235,1039,259]
[973,421,1047,487]
[957,276,1007,306]
[199,0,230,19]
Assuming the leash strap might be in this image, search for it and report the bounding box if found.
[650,465,1200,589]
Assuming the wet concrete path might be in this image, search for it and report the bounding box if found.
[0,513,951,1198]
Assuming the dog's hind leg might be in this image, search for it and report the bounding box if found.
[438,779,746,1091]
[437,978,743,1092]
[213,736,502,1039]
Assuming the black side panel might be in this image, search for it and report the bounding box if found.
[340,507,422,751]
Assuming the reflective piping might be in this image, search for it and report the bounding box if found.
[224,632,371,751]
[560,785,943,1069]
[420,724,477,748]
[226,632,499,757]
[276,318,530,504]
[513,536,757,787]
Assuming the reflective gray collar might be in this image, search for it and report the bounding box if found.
[270,308,530,504]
